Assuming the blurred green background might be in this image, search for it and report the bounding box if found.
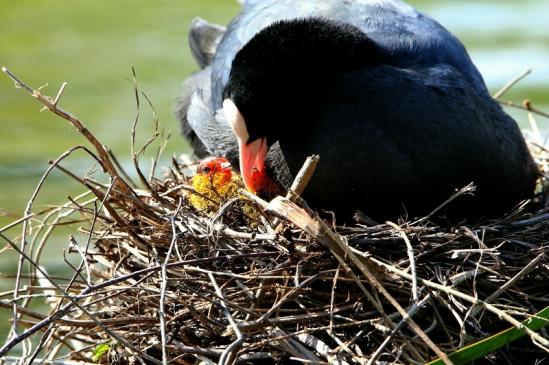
[0,0,548,348]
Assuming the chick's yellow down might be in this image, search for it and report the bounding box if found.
[189,157,241,211]
[188,157,258,220]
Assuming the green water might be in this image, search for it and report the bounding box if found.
[0,0,240,349]
[1,0,548,354]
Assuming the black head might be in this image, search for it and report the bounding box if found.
[222,17,386,146]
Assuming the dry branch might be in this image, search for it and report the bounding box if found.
[1,67,548,365]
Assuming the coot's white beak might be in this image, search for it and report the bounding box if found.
[223,99,267,192]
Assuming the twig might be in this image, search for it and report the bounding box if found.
[0,214,34,234]
[491,68,549,119]
[387,221,418,302]
[0,249,276,357]
[329,265,341,335]
[287,155,320,199]
[0,233,163,364]
[0,301,157,327]
[413,183,475,224]
[493,69,532,100]
[294,333,349,365]
[1,67,135,197]
[75,179,116,287]
[128,67,166,204]
[108,149,138,188]
[270,327,322,363]
[52,82,68,106]
[11,146,87,341]
[237,305,357,332]
[498,212,549,228]
[1,357,97,365]
[158,198,183,365]
[499,99,549,120]
[470,252,546,317]
[271,154,319,228]
[208,272,244,365]
[68,236,92,286]
[367,294,431,365]
[171,341,224,357]
[264,195,453,364]
[367,255,549,350]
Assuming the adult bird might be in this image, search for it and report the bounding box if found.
[177,0,538,221]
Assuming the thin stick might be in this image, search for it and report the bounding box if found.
[68,236,92,286]
[0,301,157,327]
[1,67,135,197]
[470,252,546,317]
[52,82,68,105]
[287,155,319,198]
[158,198,183,365]
[490,68,549,119]
[413,183,475,224]
[78,180,116,283]
[271,154,319,228]
[1,357,97,365]
[0,214,34,234]
[367,294,431,365]
[493,69,532,100]
[329,265,341,335]
[208,272,244,365]
[367,255,549,350]
[11,146,85,340]
[387,221,418,302]
[499,100,549,120]
[128,67,166,205]
[0,249,276,357]
[294,333,347,365]
[108,149,138,188]
[0,233,162,364]
[262,194,452,364]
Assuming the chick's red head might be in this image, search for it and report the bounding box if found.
[196,157,233,185]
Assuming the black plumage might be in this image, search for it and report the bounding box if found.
[177,0,537,221]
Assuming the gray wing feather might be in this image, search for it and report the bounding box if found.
[189,17,226,68]
[187,92,238,158]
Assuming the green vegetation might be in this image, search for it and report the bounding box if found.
[0,1,239,168]
[92,342,113,363]
[427,306,549,365]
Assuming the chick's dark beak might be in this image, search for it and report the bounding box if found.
[223,99,268,192]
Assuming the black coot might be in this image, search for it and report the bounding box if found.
[178,0,538,221]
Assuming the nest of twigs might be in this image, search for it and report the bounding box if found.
[1,67,549,365]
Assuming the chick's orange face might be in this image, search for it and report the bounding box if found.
[196,157,233,186]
